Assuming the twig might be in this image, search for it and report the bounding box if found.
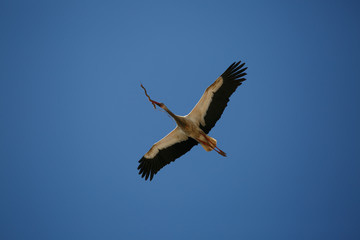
[140,84,156,109]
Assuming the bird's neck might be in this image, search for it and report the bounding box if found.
[162,104,186,127]
[163,105,178,120]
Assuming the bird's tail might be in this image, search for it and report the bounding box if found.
[200,136,217,152]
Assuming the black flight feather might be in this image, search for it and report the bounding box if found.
[200,61,247,134]
[138,138,198,181]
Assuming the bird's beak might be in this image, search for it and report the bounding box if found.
[150,100,163,108]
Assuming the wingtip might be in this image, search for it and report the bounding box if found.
[222,60,247,81]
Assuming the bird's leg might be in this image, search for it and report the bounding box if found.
[200,133,227,157]
[214,147,227,157]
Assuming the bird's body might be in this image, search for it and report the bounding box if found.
[138,61,248,181]
[146,107,220,156]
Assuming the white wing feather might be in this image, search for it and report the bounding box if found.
[186,76,224,126]
[144,127,188,159]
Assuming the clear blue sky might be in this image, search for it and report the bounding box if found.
[1,1,360,239]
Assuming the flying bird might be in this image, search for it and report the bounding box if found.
[138,61,248,181]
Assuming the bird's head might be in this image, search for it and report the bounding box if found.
[151,100,165,109]
[158,102,166,110]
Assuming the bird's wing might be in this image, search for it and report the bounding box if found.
[187,61,247,134]
[138,127,198,181]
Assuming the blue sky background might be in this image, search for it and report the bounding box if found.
[1,0,360,239]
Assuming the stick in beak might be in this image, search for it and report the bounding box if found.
[140,84,162,109]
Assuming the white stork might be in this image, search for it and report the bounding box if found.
[138,61,247,181]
